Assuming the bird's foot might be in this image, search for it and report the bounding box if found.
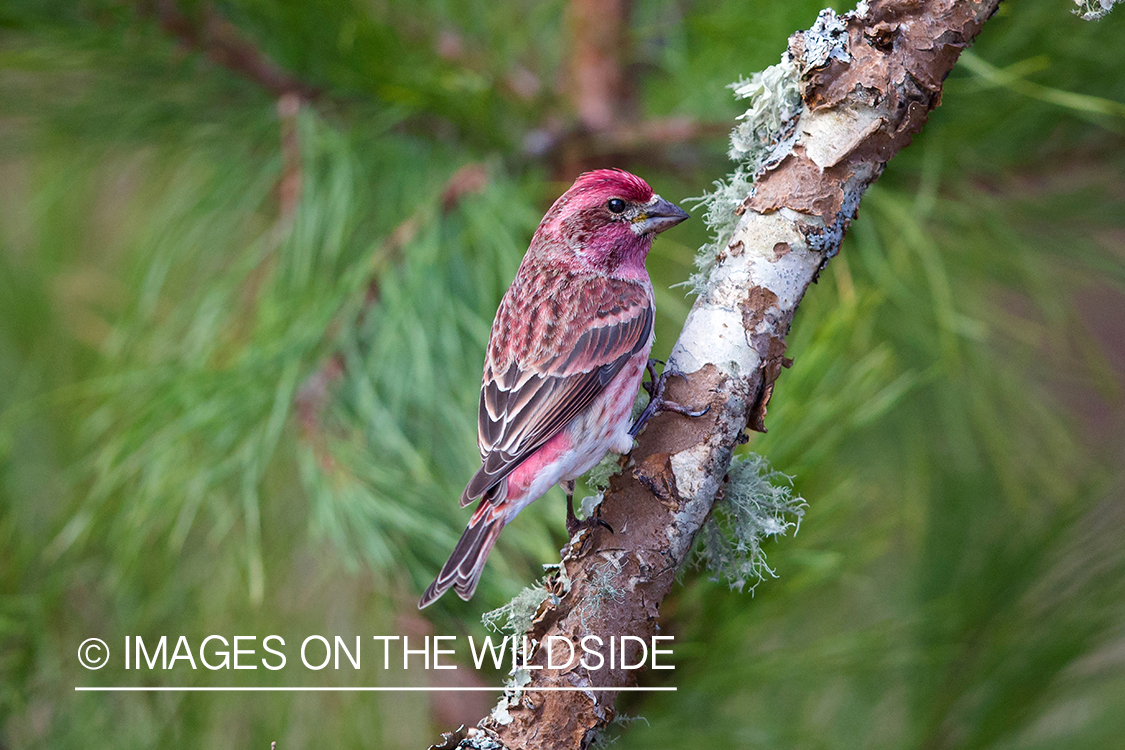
[565,487,614,537]
[630,359,710,437]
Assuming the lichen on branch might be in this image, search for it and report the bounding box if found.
[688,56,801,293]
[692,453,807,592]
[1073,0,1121,21]
[482,584,555,636]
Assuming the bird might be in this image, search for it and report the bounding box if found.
[418,169,691,609]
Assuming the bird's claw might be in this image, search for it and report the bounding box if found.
[565,489,614,537]
[630,359,710,437]
[565,513,615,537]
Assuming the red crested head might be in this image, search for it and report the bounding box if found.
[528,169,688,277]
[570,169,654,204]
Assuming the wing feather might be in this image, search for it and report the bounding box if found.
[459,271,653,506]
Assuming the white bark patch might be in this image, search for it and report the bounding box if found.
[799,102,885,169]
[671,212,811,376]
[748,240,823,312]
[669,446,726,561]
[741,211,808,262]
[669,442,714,500]
[669,306,753,376]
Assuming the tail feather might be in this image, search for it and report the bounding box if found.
[418,501,506,609]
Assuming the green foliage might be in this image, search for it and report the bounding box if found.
[297,158,552,598]
[1,0,1124,748]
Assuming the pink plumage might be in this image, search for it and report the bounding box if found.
[419,169,689,608]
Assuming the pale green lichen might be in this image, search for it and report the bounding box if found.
[727,57,804,168]
[590,714,650,749]
[464,733,505,750]
[686,56,802,293]
[578,493,603,519]
[489,696,513,726]
[480,563,570,637]
[577,561,627,630]
[435,726,506,749]
[481,584,551,635]
[571,393,643,515]
[1074,0,1120,20]
[692,453,807,592]
[585,451,625,493]
[491,655,534,724]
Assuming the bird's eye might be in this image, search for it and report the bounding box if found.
[606,198,626,214]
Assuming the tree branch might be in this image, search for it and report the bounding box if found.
[153,0,321,101]
[432,1,1003,748]
[567,0,634,132]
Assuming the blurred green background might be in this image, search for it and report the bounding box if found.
[2,0,1124,747]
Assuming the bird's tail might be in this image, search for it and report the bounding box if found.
[418,497,507,609]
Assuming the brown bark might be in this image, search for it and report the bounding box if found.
[434,1,1003,748]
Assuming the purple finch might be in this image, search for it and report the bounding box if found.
[419,169,689,608]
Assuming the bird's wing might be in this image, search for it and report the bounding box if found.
[460,271,653,506]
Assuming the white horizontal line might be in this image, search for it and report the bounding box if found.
[75,686,676,692]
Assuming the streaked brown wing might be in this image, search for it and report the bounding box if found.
[459,274,653,506]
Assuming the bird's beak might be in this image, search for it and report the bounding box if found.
[631,195,690,235]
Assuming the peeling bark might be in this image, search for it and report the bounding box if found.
[437,1,1002,748]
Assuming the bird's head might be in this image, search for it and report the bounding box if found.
[532,169,690,275]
